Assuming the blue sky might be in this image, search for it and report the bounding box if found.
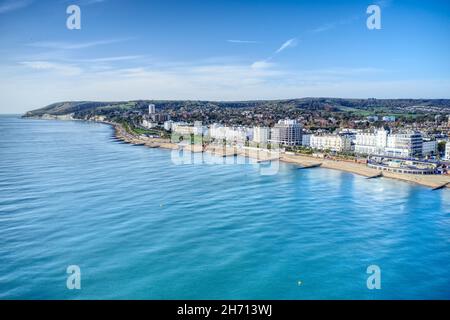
[0,0,449,113]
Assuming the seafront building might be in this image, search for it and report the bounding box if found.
[355,129,388,155]
[309,134,352,152]
[173,125,195,135]
[170,121,187,132]
[164,120,174,131]
[269,119,302,146]
[142,119,157,129]
[385,132,423,158]
[253,126,270,144]
[422,139,437,156]
[209,124,252,143]
[354,129,423,158]
[172,122,206,136]
[368,156,439,175]
[302,134,311,147]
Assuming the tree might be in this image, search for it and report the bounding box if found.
[438,141,446,154]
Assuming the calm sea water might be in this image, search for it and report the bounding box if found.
[0,115,449,299]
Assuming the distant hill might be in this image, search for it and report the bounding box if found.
[24,101,123,117]
[24,98,450,118]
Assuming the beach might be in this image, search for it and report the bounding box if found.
[110,121,450,190]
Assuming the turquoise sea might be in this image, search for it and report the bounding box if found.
[0,115,449,299]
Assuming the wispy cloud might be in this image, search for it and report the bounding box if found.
[0,0,33,14]
[251,60,274,70]
[83,0,107,3]
[4,54,448,113]
[275,38,298,54]
[62,0,107,5]
[311,23,335,33]
[20,61,82,76]
[74,55,144,63]
[310,15,360,34]
[27,39,131,50]
[227,40,261,44]
[251,38,298,67]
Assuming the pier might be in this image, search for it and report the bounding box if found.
[432,182,449,191]
[257,158,280,163]
[366,172,383,179]
[298,163,322,169]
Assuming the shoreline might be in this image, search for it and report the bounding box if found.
[22,116,450,190]
[107,121,450,190]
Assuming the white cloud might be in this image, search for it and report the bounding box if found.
[309,15,360,34]
[0,0,33,13]
[27,39,131,50]
[74,55,144,63]
[63,0,107,5]
[311,24,335,33]
[227,40,261,44]
[2,57,449,114]
[251,60,273,70]
[275,38,298,54]
[20,61,82,76]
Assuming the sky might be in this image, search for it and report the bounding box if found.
[0,0,449,113]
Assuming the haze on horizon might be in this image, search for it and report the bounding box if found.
[0,0,449,114]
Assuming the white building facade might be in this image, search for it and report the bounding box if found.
[142,119,157,129]
[253,126,270,144]
[164,120,174,131]
[302,134,311,147]
[422,140,437,156]
[354,129,388,155]
[209,124,252,143]
[355,130,423,158]
[310,135,352,152]
[269,119,302,146]
[385,132,423,158]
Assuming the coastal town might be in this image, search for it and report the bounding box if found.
[25,99,450,189]
[118,103,450,189]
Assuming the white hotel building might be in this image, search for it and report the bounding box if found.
[172,121,207,136]
[355,129,423,158]
[309,134,353,152]
[269,119,302,146]
[422,140,437,156]
[209,124,253,143]
[354,129,388,155]
[253,127,270,144]
[301,134,311,147]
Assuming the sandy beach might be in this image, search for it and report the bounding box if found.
[281,154,450,189]
[111,121,450,190]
